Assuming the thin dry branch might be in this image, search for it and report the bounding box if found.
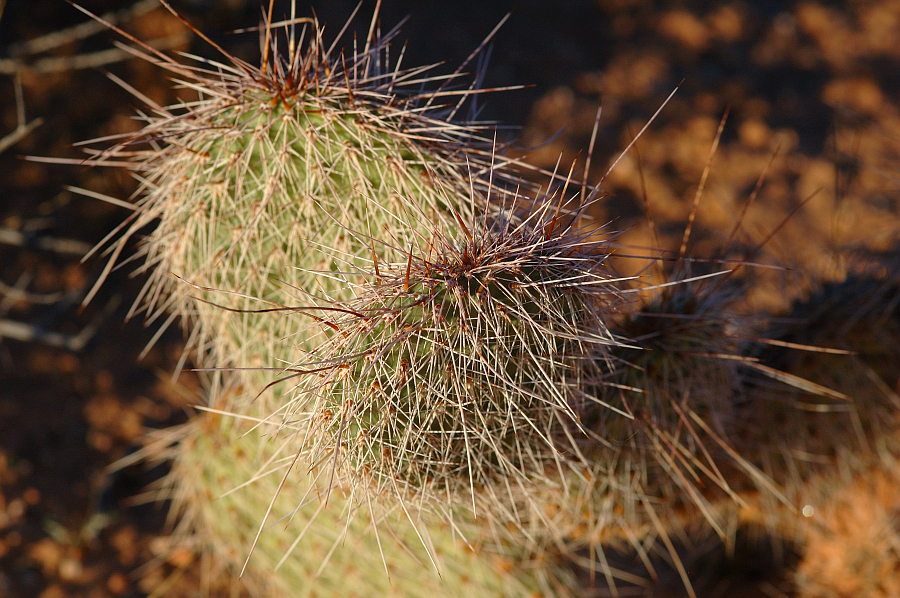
[0,33,191,75]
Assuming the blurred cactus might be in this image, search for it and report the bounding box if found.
[741,268,900,532]
[149,385,577,598]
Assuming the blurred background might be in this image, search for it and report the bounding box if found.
[1,0,899,596]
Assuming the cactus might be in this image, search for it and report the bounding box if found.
[740,270,900,528]
[77,2,900,597]
[79,2,627,595]
[86,1,502,395]
[525,263,757,597]
[145,383,578,598]
[284,189,629,519]
[80,0,640,520]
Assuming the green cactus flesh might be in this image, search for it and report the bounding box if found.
[134,88,477,388]
[168,395,576,598]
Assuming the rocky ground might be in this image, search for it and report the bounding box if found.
[1,0,899,596]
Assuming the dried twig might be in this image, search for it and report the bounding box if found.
[0,33,190,75]
[0,278,65,305]
[6,0,159,58]
[0,295,120,351]
[0,227,93,256]
[0,117,42,154]
[0,73,42,154]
